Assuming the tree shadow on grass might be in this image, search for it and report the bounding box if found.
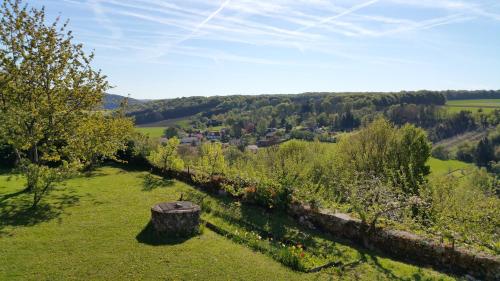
[354,252,448,281]
[135,221,194,245]
[0,188,81,236]
[141,174,174,191]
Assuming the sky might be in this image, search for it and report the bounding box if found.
[28,0,500,100]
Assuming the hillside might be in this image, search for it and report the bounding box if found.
[127,91,448,125]
[127,90,500,126]
[103,93,145,110]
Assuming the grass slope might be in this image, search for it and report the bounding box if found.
[137,117,192,128]
[0,166,454,280]
[428,157,472,176]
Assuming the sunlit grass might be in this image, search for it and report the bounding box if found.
[444,99,500,114]
[427,157,472,176]
[135,127,165,138]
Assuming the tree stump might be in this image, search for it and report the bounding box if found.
[151,201,201,237]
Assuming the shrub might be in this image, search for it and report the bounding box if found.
[431,145,450,160]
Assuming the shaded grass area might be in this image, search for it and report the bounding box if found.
[0,166,454,280]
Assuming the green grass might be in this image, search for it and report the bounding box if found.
[137,117,193,129]
[428,157,472,176]
[444,99,500,113]
[135,127,165,138]
[0,166,454,280]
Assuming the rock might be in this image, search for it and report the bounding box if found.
[151,201,201,237]
[298,215,316,230]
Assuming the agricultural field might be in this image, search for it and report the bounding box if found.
[135,127,165,139]
[0,166,454,281]
[444,99,500,113]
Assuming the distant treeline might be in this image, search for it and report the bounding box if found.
[128,90,451,124]
[128,90,500,125]
[444,90,500,100]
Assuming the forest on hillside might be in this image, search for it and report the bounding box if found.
[127,90,500,125]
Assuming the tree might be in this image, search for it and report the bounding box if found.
[344,174,421,231]
[337,118,431,196]
[164,127,178,139]
[0,0,131,205]
[65,112,134,170]
[426,173,500,250]
[456,142,475,163]
[148,137,184,173]
[475,137,494,167]
[196,142,226,179]
[23,160,80,207]
[256,119,268,137]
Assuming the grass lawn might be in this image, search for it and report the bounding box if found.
[135,127,165,139]
[0,166,454,280]
[428,157,472,176]
[444,99,500,113]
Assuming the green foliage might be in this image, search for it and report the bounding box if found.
[244,178,290,209]
[342,174,420,229]
[66,113,134,169]
[148,137,184,172]
[0,0,132,205]
[337,118,431,195]
[475,137,495,167]
[456,141,476,163]
[194,142,227,181]
[20,160,80,207]
[164,127,178,138]
[0,0,108,164]
[424,172,500,253]
[431,145,450,160]
[118,131,157,167]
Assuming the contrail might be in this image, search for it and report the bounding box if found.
[177,0,231,44]
[297,0,380,32]
[88,0,122,40]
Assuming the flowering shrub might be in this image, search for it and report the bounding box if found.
[244,178,291,209]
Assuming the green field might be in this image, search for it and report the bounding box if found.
[135,127,165,138]
[428,157,472,176]
[444,99,500,113]
[138,117,192,128]
[0,166,453,280]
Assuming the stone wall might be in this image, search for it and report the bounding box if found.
[288,203,500,281]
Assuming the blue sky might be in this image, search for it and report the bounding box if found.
[29,0,500,99]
